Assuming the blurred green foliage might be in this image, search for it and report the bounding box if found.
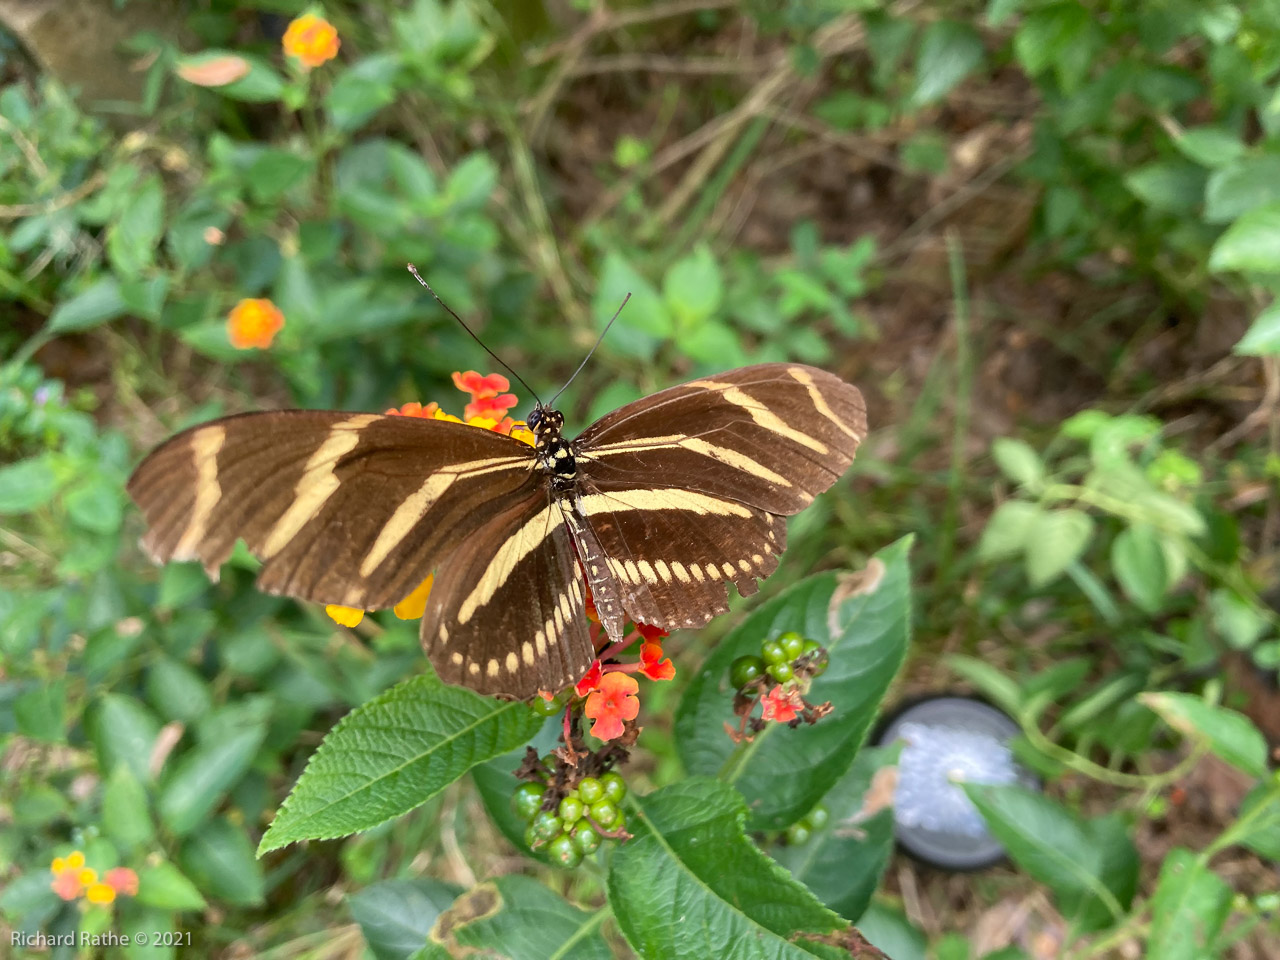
[2,0,1279,958]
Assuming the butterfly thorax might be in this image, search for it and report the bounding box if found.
[528,406,576,492]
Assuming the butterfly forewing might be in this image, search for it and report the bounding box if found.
[570,363,865,633]
[422,484,593,697]
[127,411,537,611]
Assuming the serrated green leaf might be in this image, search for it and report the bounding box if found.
[159,724,267,836]
[1139,692,1268,778]
[349,878,462,960]
[912,21,984,106]
[677,539,911,830]
[774,746,897,922]
[1209,201,1280,274]
[134,861,207,912]
[178,819,264,906]
[259,674,543,853]
[1024,509,1094,586]
[0,455,58,514]
[1147,848,1232,959]
[102,766,155,851]
[1235,302,1280,356]
[991,437,1045,488]
[424,876,611,960]
[47,278,126,333]
[977,500,1041,561]
[1111,525,1169,615]
[609,778,849,959]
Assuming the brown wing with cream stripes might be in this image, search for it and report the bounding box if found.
[421,485,594,698]
[571,363,865,633]
[127,411,537,612]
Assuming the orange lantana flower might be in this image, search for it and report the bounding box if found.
[639,641,675,681]
[453,370,509,398]
[104,868,139,897]
[50,852,137,905]
[583,672,640,741]
[282,14,340,68]
[227,298,285,350]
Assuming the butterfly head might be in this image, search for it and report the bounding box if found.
[527,405,564,448]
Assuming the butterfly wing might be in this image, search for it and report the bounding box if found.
[572,363,865,634]
[421,485,593,698]
[127,410,538,612]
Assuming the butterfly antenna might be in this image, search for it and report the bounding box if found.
[407,264,542,406]
[548,293,630,409]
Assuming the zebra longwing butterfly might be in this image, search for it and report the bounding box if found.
[127,363,866,699]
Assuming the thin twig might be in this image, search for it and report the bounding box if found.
[526,0,740,65]
[569,53,769,77]
[0,171,106,220]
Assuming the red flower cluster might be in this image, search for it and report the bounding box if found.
[50,852,138,906]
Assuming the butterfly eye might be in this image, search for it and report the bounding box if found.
[528,408,543,430]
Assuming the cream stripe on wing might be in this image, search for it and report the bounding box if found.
[172,424,226,560]
[786,366,863,442]
[577,488,752,518]
[262,414,379,558]
[688,380,829,454]
[457,503,558,624]
[359,456,529,577]
[582,434,791,487]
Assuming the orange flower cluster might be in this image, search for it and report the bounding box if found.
[324,372,533,628]
[50,852,138,906]
[227,298,285,350]
[572,596,675,741]
[282,14,340,68]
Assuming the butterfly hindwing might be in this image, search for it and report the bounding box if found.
[422,483,593,697]
[127,410,536,611]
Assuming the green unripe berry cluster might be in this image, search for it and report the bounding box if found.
[730,631,828,690]
[510,770,629,868]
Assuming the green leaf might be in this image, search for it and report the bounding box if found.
[1138,692,1268,778]
[942,655,1024,716]
[977,501,1041,561]
[855,903,927,960]
[0,455,58,514]
[444,153,498,209]
[1205,155,1280,223]
[1208,588,1269,650]
[1111,525,1169,615]
[327,55,401,132]
[183,53,285,102]
[1232,782,1280,860]
[986,0,1024,28]
[102,765,155,851]
[89,694,162,783]
[1209,201,1280,274]
[349,878,461,960]
[106,173,165,277]
[991,437,1045,489]
[1024,508,1094,587]
[1235,302,1280,356]
[146,658,213,724]
[609,778,849,959]
[1013,4,1100,91]
[157,562,209,610]
[424,876,611,960]
[592,251,672,360]
[167,199,231,271]
[65,474,124,534]
[1123,162,1205,213]
[258,674,543,853]
[774,746,898,922]
[247,149,313,204]
[1171,126,1246,168]
[158,724,267,836]
[47,278,126,333]
[179,819,264,906]
[134,861,207,912]
[663,245,723,327]
[912,21,984,106]
[676,539,912,830]
[15,680,67,741]
[1147,848,1232,960]
[965,784,1122,928]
